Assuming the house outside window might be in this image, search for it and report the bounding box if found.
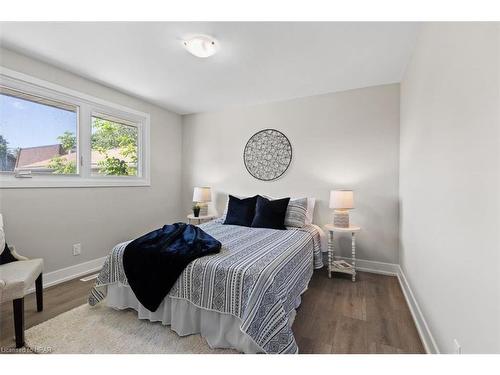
[0,86,78,175]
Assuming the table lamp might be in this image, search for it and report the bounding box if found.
[329,190,354,228]
[192,187,212,216]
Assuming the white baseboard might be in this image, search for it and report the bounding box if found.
[26,256,106,294]
[334,256,399,276]
[396,265,440,354]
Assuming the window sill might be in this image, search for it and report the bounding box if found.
[0,175,151,188]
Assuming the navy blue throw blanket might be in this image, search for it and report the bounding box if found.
[123,223,221,312]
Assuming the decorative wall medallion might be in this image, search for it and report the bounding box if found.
[243,129,292,181]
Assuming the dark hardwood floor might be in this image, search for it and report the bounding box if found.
[293,271,425,353]
[0,270,424,353]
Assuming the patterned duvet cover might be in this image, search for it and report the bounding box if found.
[89,218,323,354]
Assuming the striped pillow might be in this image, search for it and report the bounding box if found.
[284,197,308,228]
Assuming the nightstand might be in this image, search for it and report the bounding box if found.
[187,214,216,225]
[324,224,361,282]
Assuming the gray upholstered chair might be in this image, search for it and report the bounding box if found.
[0,214,43,348]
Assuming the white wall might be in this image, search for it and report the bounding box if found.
[0,48,183,273]
[400,23,500,353]
[182,84,400,263]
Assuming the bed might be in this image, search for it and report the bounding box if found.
[89,218,325,354]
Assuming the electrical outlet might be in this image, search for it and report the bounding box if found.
[73,243,81,256]
[454,339,462,354]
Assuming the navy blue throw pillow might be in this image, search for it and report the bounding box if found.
[0,243,18,265]
[251,196,290,230]
[224,195,258,227]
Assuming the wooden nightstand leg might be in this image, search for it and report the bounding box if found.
[351,232,356,282]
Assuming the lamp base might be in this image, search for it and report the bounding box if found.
[333,210,350,228]
[199,203,208,216]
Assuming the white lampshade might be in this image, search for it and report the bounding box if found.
[193,187,212,203]
[329,190,354,210]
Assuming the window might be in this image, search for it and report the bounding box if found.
[91,115,138,176]
[0,68,150,188]
[0,87,79,175]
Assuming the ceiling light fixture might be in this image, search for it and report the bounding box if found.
[183,35,218,58]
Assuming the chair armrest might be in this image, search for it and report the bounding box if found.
[8,245,29,261]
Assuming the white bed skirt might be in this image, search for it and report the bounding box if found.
[106,284,300,354]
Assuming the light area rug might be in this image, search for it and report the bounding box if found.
[25,304,238,354]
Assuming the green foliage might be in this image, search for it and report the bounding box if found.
[0,135,18,171]
[47,117,137,175]
[91,117,138,176]
[57,131,76,153]
[0,135,7,155]
[48,132,76,174]
[48,156,76,174]
[97,157,128,175]
[0,134,8,152]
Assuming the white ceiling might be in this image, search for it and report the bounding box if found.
[0,22,420,115]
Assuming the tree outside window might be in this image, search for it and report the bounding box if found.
[47,117,138,176]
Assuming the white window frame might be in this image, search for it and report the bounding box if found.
[0,67,150,188]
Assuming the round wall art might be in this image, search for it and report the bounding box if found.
[243,129,292,181]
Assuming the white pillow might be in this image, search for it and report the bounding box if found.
[283,198,307,228]
[305,197,316,225]
[263,195,316,225]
